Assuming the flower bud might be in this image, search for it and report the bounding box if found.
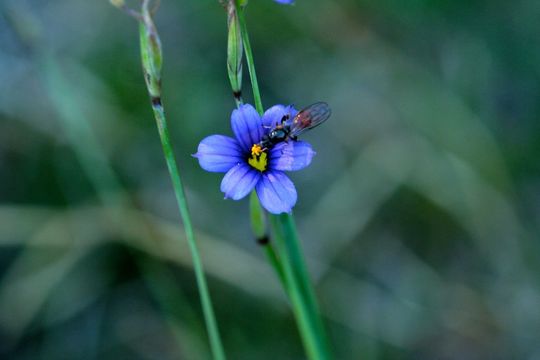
[139,4,162,98]
[226,1,243,102]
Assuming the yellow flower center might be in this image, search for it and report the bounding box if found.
[248,144,268,172]
[251,144,264,156]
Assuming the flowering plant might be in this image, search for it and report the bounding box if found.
[113,0,331,358]
[194,104,315,214]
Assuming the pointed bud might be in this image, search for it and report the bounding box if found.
[139,2,162,98]
[226,1,243,102]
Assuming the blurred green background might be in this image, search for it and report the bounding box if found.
[1,0,540,359]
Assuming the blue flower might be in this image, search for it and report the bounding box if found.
[194,104,315,214]
[273,0,295,4]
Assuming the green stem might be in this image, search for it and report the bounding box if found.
[15,2,224,358]
[262,242,288,289]
[278,213,330,357]
[236,4,264,114]
[249,191,288,290]
[270,216,328,360]
[151,104,226,360]
[135,2,226,357]
[236,3,288,294]
[235,3,331,359]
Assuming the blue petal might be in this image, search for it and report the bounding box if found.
[269,141,315,171]
[231,104,264,151]
[256,171,297,214]
[193,135,243,172]
[274,0,295,4]
[221,163,261,200]
[262,105,298,131]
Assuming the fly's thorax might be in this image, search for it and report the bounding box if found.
[260,135,271,149]
[269,128,288,140]
[267,125,290,145]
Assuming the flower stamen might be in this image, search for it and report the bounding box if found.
[251,144,264,156]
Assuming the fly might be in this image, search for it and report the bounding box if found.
[260,102,331,149]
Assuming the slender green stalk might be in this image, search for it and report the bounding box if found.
[24,23,207,360]
[150,102,225,360]
[225,1,290,305]
[270,216,327,360]
[278,213,330,356]
[11,2,224,358]
[263,242,288,289]
[133,2,226,359]
[236,3,264,114]
[235,3,331,359]
[247,143,289,300]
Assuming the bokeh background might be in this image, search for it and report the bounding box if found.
[1,0,540,359]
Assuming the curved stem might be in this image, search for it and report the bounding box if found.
[235,3,332,359]
[151,103,226,360]
[136,4,226,357]
[236,4,264,114]
[263,242,288,289]
[270,216,328,360]
[278,213,330,357]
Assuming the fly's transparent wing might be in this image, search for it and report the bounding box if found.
[289,102,331,138]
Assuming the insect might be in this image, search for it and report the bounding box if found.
[260,102,331,149]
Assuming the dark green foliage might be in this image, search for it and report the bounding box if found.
[1,0,539,359]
